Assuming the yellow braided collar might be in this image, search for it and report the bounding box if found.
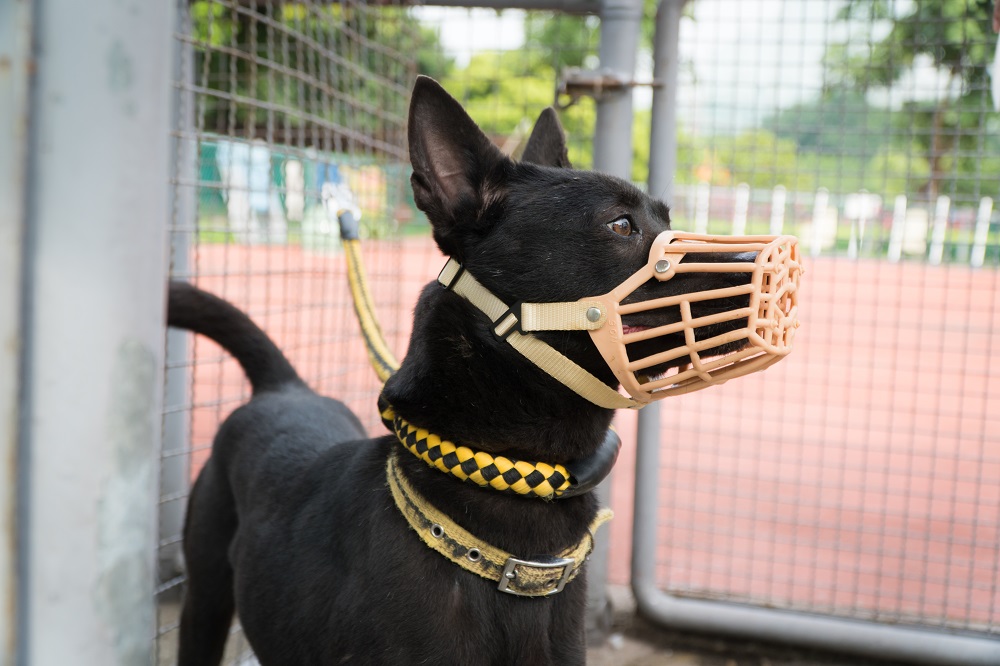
[386,450,613,596]
[380,403,573,500]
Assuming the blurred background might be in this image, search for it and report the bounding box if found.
[3,1,998,664]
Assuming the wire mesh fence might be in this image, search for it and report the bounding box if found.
[618,0,1000,640]
[158,0,422,660]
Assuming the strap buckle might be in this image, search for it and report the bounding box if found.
[437,259,465,290]
[497,555,576,596]
[493,302,524,340]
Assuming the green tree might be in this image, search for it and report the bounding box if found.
[702,130,816,192]
[190,2,451,147]
[830,0,996,200]
[764,86,894,160]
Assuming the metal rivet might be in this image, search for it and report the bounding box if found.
[654,259,671,274]
[586,307,602,323]
[467,548,482,562]
[430,524,444,539]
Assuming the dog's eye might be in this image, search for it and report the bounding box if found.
[607,217,633,237]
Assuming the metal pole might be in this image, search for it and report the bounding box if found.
[0,1,34,663]
[412,0,600,12]
[586,0,643,644]
[631,2,1000,662]
[19,0,173,662]
[632,0,686,637]
[160,12,198,585]
[592,0,643,180]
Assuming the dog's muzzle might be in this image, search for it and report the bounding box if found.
[439,231,802,409]
[576,231,801,403]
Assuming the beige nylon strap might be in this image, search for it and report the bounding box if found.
[437,259,637,410]
[504,332,636,409]
[520,301,607,331]
[387,451,613,596]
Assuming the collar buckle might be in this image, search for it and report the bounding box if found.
[498,555,576,596]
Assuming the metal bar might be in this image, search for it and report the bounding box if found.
[159,17,197,586]
[591,0,643,180]
[405,0,600,13]
[19,0,174,662]
[632,2,1000,663]
[632,0,687,639]
[585,0,643,644]
[0,0,35,662]
[631,589,1000,666]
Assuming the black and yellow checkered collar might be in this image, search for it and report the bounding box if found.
[379,398,621,501]
[386,449,613,596]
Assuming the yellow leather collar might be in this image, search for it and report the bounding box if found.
[386,451,613,597]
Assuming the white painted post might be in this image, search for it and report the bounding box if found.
[732,182,750,236]
[694,181,710,234]
[929,195,951,266]
[811,188,829,257]
[0,1,33,661]
[847,219,859,259]
[887,194,908,263]
[20,1,173,663]
[769,185,786,235]
[845,192,881,260]
[970,196,993,268]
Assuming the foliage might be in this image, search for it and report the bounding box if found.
[833,0,994,88]
[188,2,451,145]
[523,12,600,72]
[683,130,815,192]
[764,87,894,160]
[826,0,996,199]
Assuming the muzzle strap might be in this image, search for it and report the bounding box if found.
[438,259,637,410]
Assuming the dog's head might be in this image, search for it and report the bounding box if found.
[408,77,799,405]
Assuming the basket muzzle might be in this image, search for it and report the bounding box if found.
[583,231,802,404]
[437,230,801,410]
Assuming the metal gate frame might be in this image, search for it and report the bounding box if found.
[4,0,175,662]
[631,3,1000,665]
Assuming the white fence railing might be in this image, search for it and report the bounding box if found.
[673,183,997,267]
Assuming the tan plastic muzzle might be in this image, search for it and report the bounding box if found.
[583,231,802,404]
[437,231,801,411]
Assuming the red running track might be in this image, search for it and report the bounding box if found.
[173,239,1000,633]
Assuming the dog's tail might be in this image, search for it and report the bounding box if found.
[167,281,303,393]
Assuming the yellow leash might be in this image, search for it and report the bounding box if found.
[343,236,399,383]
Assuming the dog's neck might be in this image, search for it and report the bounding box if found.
[379,280,613,555]
[381,282,616,464]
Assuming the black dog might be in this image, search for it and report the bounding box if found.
[170,76,747,665]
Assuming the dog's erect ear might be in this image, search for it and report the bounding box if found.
[408,76,507,239]
[521,107,572,169]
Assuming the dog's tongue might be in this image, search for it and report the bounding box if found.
[622,325,650,335]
